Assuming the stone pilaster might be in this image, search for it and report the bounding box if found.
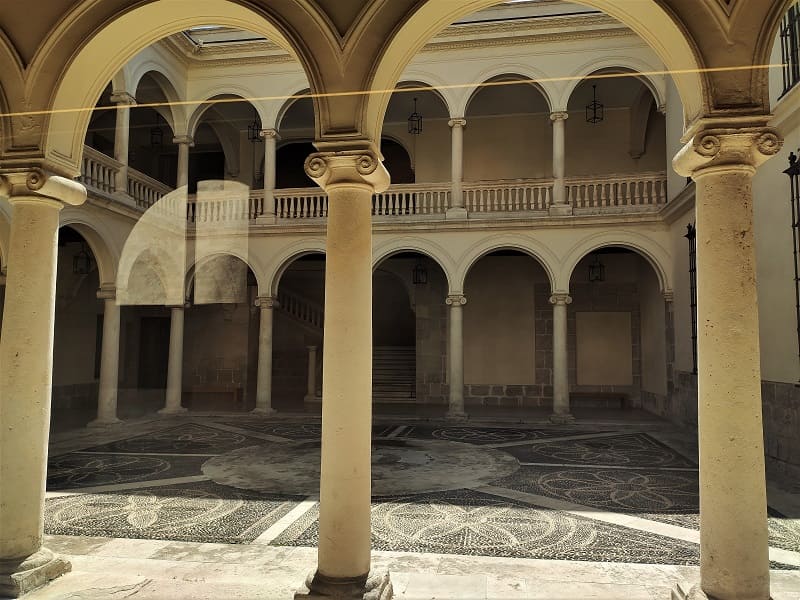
[295,148,392,600]
[447,118,467,220]
[446,293,467,419]
[549,292,573,423]
[253,295,277,414]
[673,123,782,600]
[0,170,86,597]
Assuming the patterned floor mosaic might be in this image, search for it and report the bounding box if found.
[42,417,800,569]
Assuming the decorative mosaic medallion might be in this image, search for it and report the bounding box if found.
[202,438,519,496]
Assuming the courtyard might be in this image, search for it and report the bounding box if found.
[24,412,800,599]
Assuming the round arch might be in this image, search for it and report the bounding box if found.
[265,239,326,297]
[58,213,121,286]
[456,235,559,293]
[276,88,313,132]
[393,80,453,121]
[460,69,556,118]
[559,231,672,293]
[187,93,267,140]
[45,0,311,176]
[184,251,261,301]
[130,67,183,135]
[395,72,457,118]
[366,0,704,143]
[560,61,666,112]
[373,237,455,291]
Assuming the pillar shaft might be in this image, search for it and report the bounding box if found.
[174,136,194,189]
[110,92,135,194]
[162,305,186,414]
[549,112,571,215]
[448,119,466,214]
[673,125,782,600]
[0,171,85,596]
[550,293,573,422]
[447,294,466,418]
[254,296,276,414]
[299,150,392,598]
[93,291,121,425]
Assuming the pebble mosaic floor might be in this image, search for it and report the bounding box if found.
[44,417,800,569]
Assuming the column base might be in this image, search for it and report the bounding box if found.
[0,548,71,598]
[548,204,573,217]
[295,570,393,600]
[446,409,468,421]
[445,207,468,220]
[86,416,122,428]
[251,406,277,416]
[158,406,188,416]
[670,582,773,600]
[549,413,575,424]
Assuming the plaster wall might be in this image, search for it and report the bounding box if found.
[639,259,667,395]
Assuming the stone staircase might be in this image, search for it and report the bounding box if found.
[373,346,416,402]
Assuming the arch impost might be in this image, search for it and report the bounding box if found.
[173,135,195,147]
[304,150,390,194]
[260,129,280,141]
[448,118,467,128]
[110,91,137,106]
[549,111,569,122]
[0,169,86,207]
[446,294,467,306]
[663,290,674,303]
[255,295,279,309]
[673,125,783,178]
[97,286,116,301]
[549,293,572,306]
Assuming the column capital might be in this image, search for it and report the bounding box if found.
[550,111,569,122]
[304,149,390,193]
[663,290,675,303]
[307,345,318,351]
[673,124,783,178]
[448,118,467,129]
[0,169,86,207]
[255,296,278,309]
[549,293,573,306]
[260,129,280,141]
[446,294,467,306]
[96,287,116,301]
[173,135,195,147]
[167,302,189,310]
[110,91,137,105]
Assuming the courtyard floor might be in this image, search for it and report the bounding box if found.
[25,411,800,599]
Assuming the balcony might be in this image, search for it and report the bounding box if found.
[79,145,669,224]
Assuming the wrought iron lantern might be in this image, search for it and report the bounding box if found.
[588,253,605,282]
[247,107,263,143]
[586,84,604,124]
[149,112,164,147]
[412,261,428,285]
[73,243,93,275]
[408,97,423,135]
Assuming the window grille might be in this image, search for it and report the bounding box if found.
[784,152,800,371]
[781,3,800,96]
[684,223,698,374]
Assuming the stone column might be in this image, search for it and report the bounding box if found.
[673,124,782,600]
[89,287,122,426]
[447,118,468,219]
[446,293,467,419]
[173,136,194,189]
[304,345,318,402]
[110,91,136,196]
[257,129,279,224]
[549,292,573,423]
[160,304,187,415]
[549,111,572,216]
[0,170,86,597]
[253,296,277,415]
[297,149,392,599]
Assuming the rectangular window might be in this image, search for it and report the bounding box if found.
[781,3,800,97]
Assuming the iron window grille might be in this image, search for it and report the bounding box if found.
[685,223,698,374]
[781,3,800,97]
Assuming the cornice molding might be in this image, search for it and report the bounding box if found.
[420,28,635,54]
[439,14,619,38]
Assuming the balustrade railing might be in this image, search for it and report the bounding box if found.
[567,172,667,210]
[79,146,121,195]
[277,288,324,331]
[463,179,553,213]
[373,183,450,216]
[274,188,329,218]
[127,170,172,210]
